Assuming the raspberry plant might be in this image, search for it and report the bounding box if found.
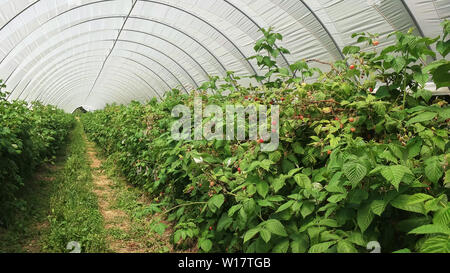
[82,21,450,253]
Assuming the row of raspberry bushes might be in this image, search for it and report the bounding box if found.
[0,88,74,226]
[82,23,450,252]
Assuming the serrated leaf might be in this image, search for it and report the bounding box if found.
[409,224,450,235]
[425,157,444,184]
[308,241,337,253]
[419,235,450,253]
[343,162,367,188]
[337,240,358,253]
[406,112,437,125]
[357,202,374,233]
[294,173,312,189]
[371,200,386,216]
[406,193,434,205]
[381,165,412,190]
[243,228,260,243]
[391,194,427,214]
[264,219,288,237]
[433,208,450,226]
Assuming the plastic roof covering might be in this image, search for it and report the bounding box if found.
[0,0,448,113]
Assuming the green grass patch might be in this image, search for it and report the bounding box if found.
[43,121,107,253]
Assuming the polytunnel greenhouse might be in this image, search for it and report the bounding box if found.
[0,0,449,258]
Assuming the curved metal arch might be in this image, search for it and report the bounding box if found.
[57,85,129,109]
[0,0,257,79]
[4,15,229,91]
[292,0,345,60]
[23,59,103,100]
[223,0,292,66]
[27,51,110,98]
[0,0,116,64]
[57,64,161,102]
[53,77,141,107]
[0,0,40,32]
[117,48,189,93]
[58,86,128,110]
[112,55,173,91]
[398,0,425,37]
[114,39,198,89]
[39,64,146,104]
[6,33,199,98]
[51,74,138,106]
[42,59,162,102]
[66,15,226,75]
[84,0,138,102]
[31,61,143,103]
[40,60,165,104]
[28,46,187,99]
[53,77,138,106]
[139,0,258,75]
[55,76,153,108]
[42,60,166,103]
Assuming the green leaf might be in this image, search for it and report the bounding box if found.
[337,240,358,253]
[300,202,315,218]
[425,157,444,184]
[357,202,374,233]
[244,228,260,243]
[290,234,309,253]
[228,204,242,216]
[393,57,406,73]
[419,236,450,253]
[256,181,269,198]
[393,248,412,253]
[391,194,427,214]
[294,173,312,189]
[217,214,233,231]
[272,239,290,253]
[406,137,422,159]
[343,162,367,188]
[431,63,450,89]
[406,112,437,125]
[308,241,337,253]
[209,194,225,209]
[406,193,434,205]
[278,67,290,76]
[260,228,271,243]
[343,45,360,55]
[436,40,450,58]
[264,219,288,237]
[381,165,412,190]
[276,200,294,213]
[409,224,450,236]
[433,208,450,226]
[269,151,282,162]
[292,142,304,154]
[200,239,213,252]
[413,71,428,86]
[371,200,387,216]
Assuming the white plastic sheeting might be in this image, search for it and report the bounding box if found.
[0,0,448,112]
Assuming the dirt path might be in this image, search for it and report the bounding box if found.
[84,138,173,253]
[85,140,137,252]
